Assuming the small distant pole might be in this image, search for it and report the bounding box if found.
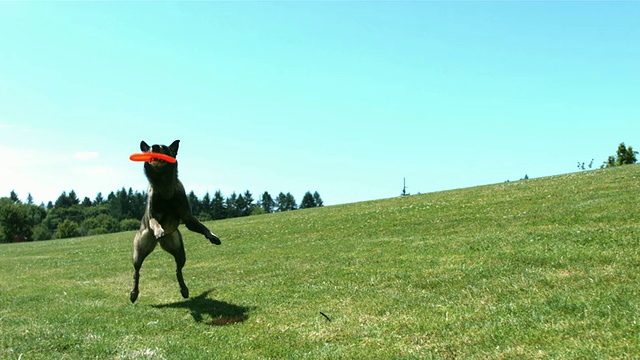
[401,178,410,196]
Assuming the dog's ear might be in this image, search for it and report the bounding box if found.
[140,141,150,152]
[169,140,180,156]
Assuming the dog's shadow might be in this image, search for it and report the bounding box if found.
[152,289,251,326]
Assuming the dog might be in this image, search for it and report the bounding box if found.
[130,140,221,303]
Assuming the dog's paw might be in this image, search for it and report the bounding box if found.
[154,227,165,239]
[130,290,139,303]
[180,285,189,299]
[207,232,221,245]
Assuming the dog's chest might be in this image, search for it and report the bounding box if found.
[151,197,181,221]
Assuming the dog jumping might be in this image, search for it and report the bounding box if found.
[130,140,221,303]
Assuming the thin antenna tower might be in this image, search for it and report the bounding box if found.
[401,178,409,196]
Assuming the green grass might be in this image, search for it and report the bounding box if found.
[2,165,640,359]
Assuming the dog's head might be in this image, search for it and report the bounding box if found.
[140,140,179,174]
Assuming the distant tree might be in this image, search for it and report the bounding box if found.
[300,191,316,209]
[260,192,275,213]
[108,187,143,220]
[68,190,80,206]
[81,197,92,207]
[188,191,201,217]
[201,192,212,216]
[276,192,287,212]
[55,219,81,239]
[0,203,32,242]
[32,223,52,241]
[230,190,256,217]
[108,189,126,220]
[604,142,638,168]
[55,191,75,209]
[83,204,110,219]
[276,192,297,211]
[577,159,595,171]
[313,191,324,207]
[120,218,140,231]
[132,191,146,220]
[234,193,246,218]
[286,193,297,211]
[226,192,239,218]
[24,203,46,229]
[242,190,255,216]
[106,191,116,204]
[94,192,105,206]
[26,193,34,205]
[81,214,120,235]
[125,188,137,219]
[43,205,85,233]
[199,192,212,221]
[211,190,226,220]
[10,190,20,203]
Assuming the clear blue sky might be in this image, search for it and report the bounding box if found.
[1,1,638,206]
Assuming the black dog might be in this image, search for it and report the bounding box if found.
[130,140,221,303]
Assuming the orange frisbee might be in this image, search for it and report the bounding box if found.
[129,152,177,163]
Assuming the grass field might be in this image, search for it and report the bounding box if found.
[1,165,639,359]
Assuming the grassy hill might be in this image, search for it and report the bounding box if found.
[1,165,639,359]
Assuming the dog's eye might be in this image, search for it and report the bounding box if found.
[162,146,175,157]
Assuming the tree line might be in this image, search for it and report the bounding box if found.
[0,189,323,243]
[577,142,638,171]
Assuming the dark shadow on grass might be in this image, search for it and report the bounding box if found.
[152,289,251,326]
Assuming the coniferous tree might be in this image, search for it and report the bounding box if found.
[10,190,20,203]
[188,191,201,217]
[126,188,136,218]
[235,193,246,217]
[276,192,297,211]
[201,192,212,214]
[242,190,255,216]
[55,192,72,209]
[313,191,323,207]
[285,192,297,211]
[260,191,275,213]
[211,190,227,220]
[68,190,80,206]
[226,192,240,218]
[81,197,92,207]
[276,192,287,212]
[300,191,316,209]
[131,191,146,220]
[109,188,128,220]
[94,192,105,206]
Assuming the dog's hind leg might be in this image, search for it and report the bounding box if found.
[131,229,158,303]
[160,230,189,299]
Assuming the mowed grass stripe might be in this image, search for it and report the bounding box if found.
[1,165,639,359]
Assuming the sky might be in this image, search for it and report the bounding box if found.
[1,1,638,207]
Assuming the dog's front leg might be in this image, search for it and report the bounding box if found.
[184,216,221,245]
[149,218,165,239]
